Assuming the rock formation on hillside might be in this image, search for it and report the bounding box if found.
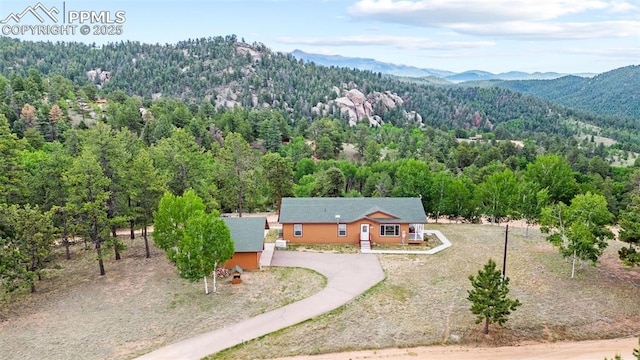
[236,43,262,63]
[313,88,423,126]
[86,68,111,87]
[214,86,242,108]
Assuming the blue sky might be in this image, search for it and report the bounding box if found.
[1,0,638,74]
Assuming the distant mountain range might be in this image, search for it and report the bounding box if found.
[290,49,594,82]
[290,49,455,79]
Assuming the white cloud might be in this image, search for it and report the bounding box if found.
[561,46,640,58]
[348,0,612,24]
[608,1,639,13]
[452,20,640,39]
[275,35,495,50]
[346,0,640,40]
[303,48,346,55]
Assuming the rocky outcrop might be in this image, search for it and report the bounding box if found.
[312,88,423,127]
[370,91,403,109]
[214,86,241,108]
[236,43,262,63]
[404,110,423,123]
[86,68,111,87]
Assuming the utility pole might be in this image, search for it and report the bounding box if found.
[502,224,509,282]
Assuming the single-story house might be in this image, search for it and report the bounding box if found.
[279,197,427,247]
[222,217,269,270]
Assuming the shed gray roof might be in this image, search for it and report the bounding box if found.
[231,265,243,274]
[279,197,427,224]
[221,217,268,252]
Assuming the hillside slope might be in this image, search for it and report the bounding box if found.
[0,36,636,145]
[495,66,640,119]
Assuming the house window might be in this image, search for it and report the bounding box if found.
[293,224,303,237]
[380,224,400,236]
[338,224,347,237]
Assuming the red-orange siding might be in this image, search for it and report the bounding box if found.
[282,222,413,245]
[223,252,261,270]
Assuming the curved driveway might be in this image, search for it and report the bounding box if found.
[136,251,385,360]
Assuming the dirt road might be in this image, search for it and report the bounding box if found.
[271,337,639,360]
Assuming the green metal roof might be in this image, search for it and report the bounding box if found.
[221,217,268,253]
[279,197,427,224]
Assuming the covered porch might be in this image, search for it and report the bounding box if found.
[406,223,426,243]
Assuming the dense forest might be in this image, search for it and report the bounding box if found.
[0,35,639,293]
[491,65,640,120]
[1,36,640,151]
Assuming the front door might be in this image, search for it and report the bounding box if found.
[360,224,370,241]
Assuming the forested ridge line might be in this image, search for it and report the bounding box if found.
[1,35,639,151]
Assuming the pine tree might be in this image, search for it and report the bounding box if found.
[259,118,282,152]
[218,132,256,216]
[262,152,294,212]
[64,149,111,276]
[81,123,132,260]
[0,204,55,292]
[618,195,640,267]
[48,105,63,141]
[129,148,166,258]
[0,115,25,205]
[20,103,37,128]
[150,128,216,209]
[467,259,521,334]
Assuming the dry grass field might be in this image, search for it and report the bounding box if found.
[0,235,325,360]
[212,224,640,360]
[1,224,639,360]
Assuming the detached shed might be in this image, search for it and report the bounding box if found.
[231,265,243,284]
[222,217,269,270]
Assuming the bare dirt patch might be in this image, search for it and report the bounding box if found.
[0,234,325,360]
[269,337,640,360]
[212,224,640,360]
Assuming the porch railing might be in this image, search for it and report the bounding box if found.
[408,223,425,241]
